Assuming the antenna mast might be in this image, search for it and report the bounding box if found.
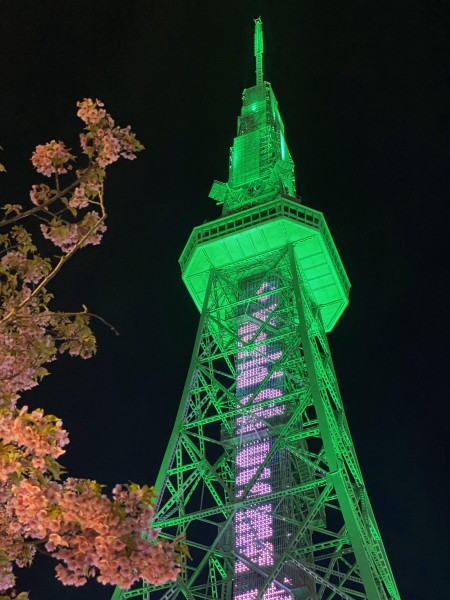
[254,17,264,85]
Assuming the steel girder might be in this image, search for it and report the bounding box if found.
[112,246,399,600]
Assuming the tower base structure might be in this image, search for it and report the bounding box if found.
[113,209,400,600]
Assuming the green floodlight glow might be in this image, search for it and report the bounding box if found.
[280,132,286,159]
[111,17,401,600]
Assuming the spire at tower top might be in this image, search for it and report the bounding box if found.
[254,17,264,85]
[208,17,297,213]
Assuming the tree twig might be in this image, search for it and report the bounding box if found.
[0,165,93,228]
[0,194,107,326]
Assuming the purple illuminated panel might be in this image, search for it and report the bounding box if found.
[234,585,293,600]
[233,279,290,600]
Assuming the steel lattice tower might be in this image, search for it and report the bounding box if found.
[112,18,400,600]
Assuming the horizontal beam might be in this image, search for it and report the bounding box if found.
[154,477,327,528]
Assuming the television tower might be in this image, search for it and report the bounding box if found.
[112,18,400,600]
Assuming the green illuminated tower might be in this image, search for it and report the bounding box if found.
[112,18,400,600]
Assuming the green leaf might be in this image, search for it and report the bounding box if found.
[111,501,127,521]
[2,204,22,215]
[44,414,60,422]
[9,471,21,486]
[36,367,49,381]
[175,542,193,561]
[45,457,66,480]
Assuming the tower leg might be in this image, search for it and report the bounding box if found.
[288,245,380,600]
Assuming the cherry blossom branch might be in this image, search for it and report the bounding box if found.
[0,198,106,327]
[8,306,120,337]
[30,545,51,557]
[0,243,21,257]
[80,307,119,336]
[0,167,93,228]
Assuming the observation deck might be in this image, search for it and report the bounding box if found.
[179,195,350,331]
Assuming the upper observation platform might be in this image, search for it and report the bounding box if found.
[180,18,350,331]
[180,197,350,332]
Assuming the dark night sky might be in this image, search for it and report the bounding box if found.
[0,1,448,598]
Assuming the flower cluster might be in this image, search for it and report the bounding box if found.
[39,222,78,253]
[29,184,50,207]
[0,302,54,407]
[39,211,106,253]
[0,405,68,463]
[0,505,35,594]
[68,187,89,209]
[76,98,106,125]
[4,480,179,591]
[77,98,144,168]
[31,141,74,178]
[0,406,181,594]
[1,251,49,284]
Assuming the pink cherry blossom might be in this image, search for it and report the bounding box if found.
[31,140,74,177]
[29,183,50,206]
